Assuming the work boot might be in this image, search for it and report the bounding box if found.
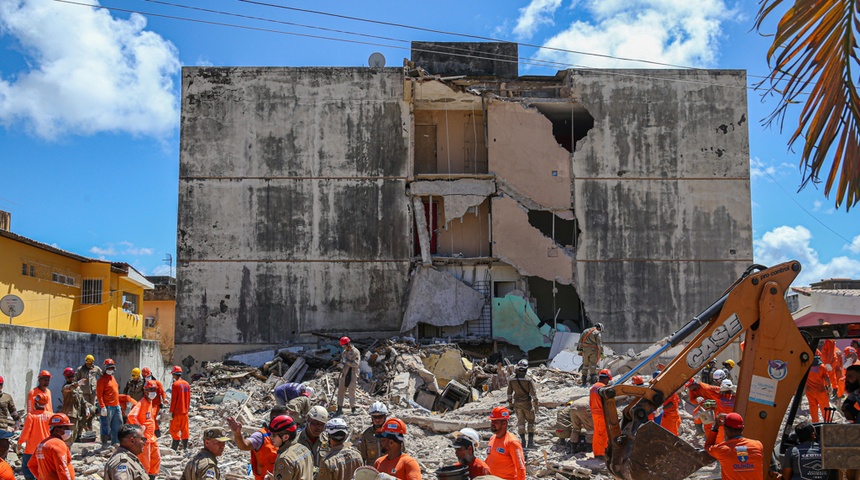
[171,440,180,451]
[181,439,189,450]
[334,407,343,417]
[351,407,358,414]
[527,432,536,449]
[583,442,592,454]
[149,475,156,480]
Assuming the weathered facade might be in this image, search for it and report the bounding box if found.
[176,43,752,358]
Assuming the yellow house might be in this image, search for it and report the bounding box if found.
[142,278,176,362]
[0,226,153,337]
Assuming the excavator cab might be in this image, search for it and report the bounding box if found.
[598,261,817,480]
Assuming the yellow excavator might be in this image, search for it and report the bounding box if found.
[597,260,860,480]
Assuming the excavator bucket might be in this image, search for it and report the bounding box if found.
[611,422,714,480]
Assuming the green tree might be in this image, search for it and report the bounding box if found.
[755,0,860,210]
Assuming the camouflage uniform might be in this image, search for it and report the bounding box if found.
[61,380,89,444]
[356,425,382,465]
[285,396,311,426]
[104,446,149,480]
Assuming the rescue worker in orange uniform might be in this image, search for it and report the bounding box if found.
[27,413,76,480]
[713,380,737,443]
[834,348,845,398]
[651,371,682,436]
[119,394,139,423]
[128,380,161,480]
[805,356,831,423]
[19,393,52,480]
[589,369,612,459]
[374,418,422,480]
[485,406,525,480]
[169,366,191,451]
[0,435,13,480]
[97,358,122,445]
[688,377,722,434]
[705,413,764,480]
[27,371,53,414]
[227,406,289,480]
[140,368,166,436]
[821,340,840,397]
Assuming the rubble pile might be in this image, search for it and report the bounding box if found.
[7,339,849,480]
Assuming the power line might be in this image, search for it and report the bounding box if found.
[751,157,854,245]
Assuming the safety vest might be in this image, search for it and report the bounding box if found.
[250,428,279,480]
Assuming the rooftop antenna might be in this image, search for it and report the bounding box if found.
[368,52,386,68]
[163,253,173,280]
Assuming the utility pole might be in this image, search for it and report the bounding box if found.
[163,253,173,280]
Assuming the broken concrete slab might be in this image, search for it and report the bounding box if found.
[442,194,487,221]
[412,197,432,266]
[549,350,583,372]
[492,195,575,285]
[401,266,485,332]
[422,347,471,388]
[549,332,582,360]
[410,179,495,197]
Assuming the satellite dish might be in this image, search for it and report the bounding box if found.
[0,294,24,319]
[368,52,386,68]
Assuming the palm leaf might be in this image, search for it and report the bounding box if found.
[755,0,860,210]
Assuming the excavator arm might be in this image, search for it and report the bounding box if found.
[598,261,814,480]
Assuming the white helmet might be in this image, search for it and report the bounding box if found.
[303,386,315,398]
[516,359,528,370]
[325,417,349,435]
[720,379,734,392]
[369,401,389,416]
[456,428,480,449]
[308,405,329,423]
[712,369,726,381]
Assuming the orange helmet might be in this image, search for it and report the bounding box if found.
[375,418,407,441]
[340,336,350,346]
[141,367,152,377]
[488,406,511,421]
[63,367,75,377]
[49,413,73,429]
[631,375,644,385]
[598,369,612,380]
[104,358,115,367]
[38,370,52,379]
[144,380,158,391]
[33,394,48,409]
[845,346,857,356]
[172,366,182,375]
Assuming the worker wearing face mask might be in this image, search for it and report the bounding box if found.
[128,381,161,480]
[97,359,122,446]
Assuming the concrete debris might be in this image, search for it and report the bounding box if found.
[6,339,845,480]
[401,266,486,332]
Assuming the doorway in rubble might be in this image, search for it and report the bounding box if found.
[526,276,586,332]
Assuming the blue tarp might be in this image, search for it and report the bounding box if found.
[492,294,568,352]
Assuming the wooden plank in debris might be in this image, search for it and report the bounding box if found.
[282,357,307,382]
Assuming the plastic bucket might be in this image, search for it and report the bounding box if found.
[435,465,469,480]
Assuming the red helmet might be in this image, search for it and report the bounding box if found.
[104,358,115,367]
[39,370,52,379]
[488,406,511,421]
[724,412,744,429]
[49,413,73,428]
[375,418,407,441]
[598,369,612,380]
[141,367,152,377]
[63,367,75,377]
[340,336,350,346]
[631,375,644,385]
[846,346,857,355]
[172,366,183,375]
[0,375,4,384]
[144,380,158,391]
[269,415,298,436]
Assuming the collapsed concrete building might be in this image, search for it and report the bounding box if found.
[175,42,752,362]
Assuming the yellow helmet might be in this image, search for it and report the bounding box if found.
[85,355,95,364]
[723,359,736,369]
[131,368,141,378]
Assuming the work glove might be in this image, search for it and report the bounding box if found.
[824,363,833,372]
[100,407,107,417]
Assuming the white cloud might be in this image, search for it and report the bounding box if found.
[750,157,794,181]
[754,225,860,286]
[151,264,172,276]
[513,0,563,39]
[90,245,116,256]
[0,0,180,139]
[847,235,860,254]
[533,0,735,69]
[89,241,153,257]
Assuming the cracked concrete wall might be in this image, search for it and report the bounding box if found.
[487,102,572,210]
[491,195,575,284]
[177,67,411,349]
[569,69,753,350]
[401,266,485,332]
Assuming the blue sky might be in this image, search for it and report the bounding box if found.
[1,0,859,286]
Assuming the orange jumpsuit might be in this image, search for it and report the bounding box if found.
[821,341,839,393]
[0,458,14,480]
[834,349,845,397]
[704,429,764,480]
[485,431,525,480]
[128,397,161,476]
[169,379,191,440]
[149,379,166,432]
[690,383,722,432]
[28,437,75,480]
[590,382,608,457]
[661,393,682,436]
[19,411,52,454]
[805,364,830,423]
[26,388,52,414]
[119,394,138,419]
